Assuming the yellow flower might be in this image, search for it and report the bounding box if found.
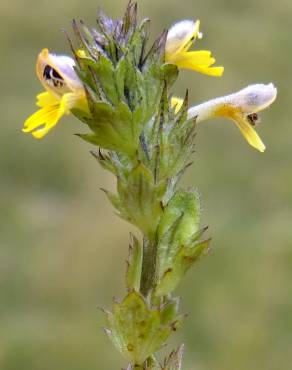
[165,20,224,77]
[174,83,277,152]
[23,48,87,139]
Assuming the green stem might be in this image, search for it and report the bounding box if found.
[140,237,158,297]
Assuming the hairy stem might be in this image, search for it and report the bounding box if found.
[140,237,158,297]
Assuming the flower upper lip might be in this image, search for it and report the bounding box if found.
[36,48,84,97]
[226,83,277,114]
[165,20,200,57]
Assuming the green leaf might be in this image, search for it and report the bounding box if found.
[120,1,137,43]
[158,189,201,246]
[142,64,165,121]
[89,55,120,105]
[118,164,166,237]
[160,297,180,325]
[90,149,118,176]
[156,238,211,297]
[154,190,208,296]
[104,292,174,365]
[131,18,151,66]
[101,189,123,214]
[141,89,196,184]
[84,101,142,154]
[162,63,179,88]
[142,29,167,70]
[115,57,127,102]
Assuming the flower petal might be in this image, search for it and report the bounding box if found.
[23,93,79,139]
[233,113,266,152]
[23,104,60,136]
[173,50,215,66]
[173,50,224,76]
[194,66,224,77]
[36,91,59,108]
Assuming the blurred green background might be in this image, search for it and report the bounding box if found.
[1,0,291,369]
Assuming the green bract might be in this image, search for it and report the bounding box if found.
[71,4,177,155]
[104,292,183,365]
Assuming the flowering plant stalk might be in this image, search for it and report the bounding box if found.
[23,2,277,369]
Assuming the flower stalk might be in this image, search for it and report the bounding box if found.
[23,2,277,369]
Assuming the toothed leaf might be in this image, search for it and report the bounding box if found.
[104,292,174,365]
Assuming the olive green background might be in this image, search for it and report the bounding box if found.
[1,0,291,369]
